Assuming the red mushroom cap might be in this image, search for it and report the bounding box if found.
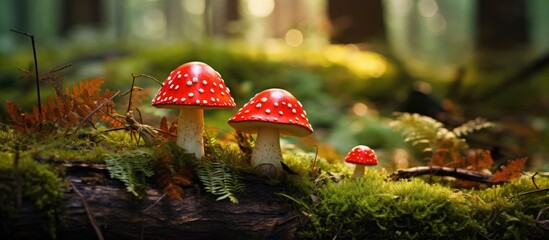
[345,145,378,166]
[228,88,313,137]
[152,61,236,109]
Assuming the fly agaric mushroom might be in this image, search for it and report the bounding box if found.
[228,88,313,177]
[345,145,378,179]
[152,61,235,158]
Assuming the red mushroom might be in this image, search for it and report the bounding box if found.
[344,145,378,179]
[228,88,313,177]
[152,61,235,158]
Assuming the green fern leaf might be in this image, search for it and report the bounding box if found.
[104,148,156,198]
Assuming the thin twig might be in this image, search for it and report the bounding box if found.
[13,144,22,208]
[532,172,540,190]
[516,187,549,197]
[68,180,104,240]
[142,192,167,213]
[140,192,168,239]
[536,206,549,222]
[69,90,120,138]
[133,73,164,86]
[10,29,42,118]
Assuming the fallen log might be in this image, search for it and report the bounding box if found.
[3,164,299,240]
[390,166,494,183]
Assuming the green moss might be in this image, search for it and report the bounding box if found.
[0,151,64,238]
[297,171,549,239]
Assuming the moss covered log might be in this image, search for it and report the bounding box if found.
[2,164,298,240]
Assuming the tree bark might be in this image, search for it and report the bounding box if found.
[3,163,299,240]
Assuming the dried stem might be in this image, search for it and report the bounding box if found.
[10,29,42,119]
[68,180,104,240]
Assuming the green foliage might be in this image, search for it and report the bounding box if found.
[196,134,246,204]
[104,148,156,198]
[0,152,64,238]
[390,113,464,153]
[195,161,245,204]
[470,177,549,239]
[297,170,549,240]
[390,113,494,168]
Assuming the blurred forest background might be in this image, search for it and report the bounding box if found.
[1,0,548,172]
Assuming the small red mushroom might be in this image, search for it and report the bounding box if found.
[228,88,313,177]
[344,145,378,179]
[152,61,235,158]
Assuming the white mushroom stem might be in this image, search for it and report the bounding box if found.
[351,165,366,179]
[251,127,283,177]
[176,108,205,158]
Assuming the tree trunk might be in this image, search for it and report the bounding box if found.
[3,164,299,240]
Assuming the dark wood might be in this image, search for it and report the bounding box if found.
[390,166,494,183]
[3,164,299,240]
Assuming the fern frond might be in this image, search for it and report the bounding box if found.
[390,113,446,150]
[104,148,156,198]
[452,118,494,137]
[195,161,245,204]
[492,157,527,182]
[6,77,120,135]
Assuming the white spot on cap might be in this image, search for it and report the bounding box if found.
[169,84,174,89]
[244,110,250,114]
[274,102,279,107]
[181,98,186,102]
[256,103,262,108]
[265,109,271,114]
[288,103,293,108]
[187,81,192,86]
[167,76,172,81]
[221,92,225,96]
[162,92,166,96]
[199,88,204,93]
[202,80,208,85]
[177,74,182,78]
[184,73,188,78]
[273,118,278,121]
[175,85,180,90]
[210,88,215,93]
[192,77,198,83]
[279,111,284,116]
[260,97,268,103]
[300,114,306,119]
[292,109,296,114]
[174,98,178,102]
[196,100,200,104]
[203,100,208,104]
[188,93,194,98]
[213,82,217,86]
[210,97,215,102]
[168,96,173,100]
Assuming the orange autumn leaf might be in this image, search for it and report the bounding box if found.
[492,157,527,182]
